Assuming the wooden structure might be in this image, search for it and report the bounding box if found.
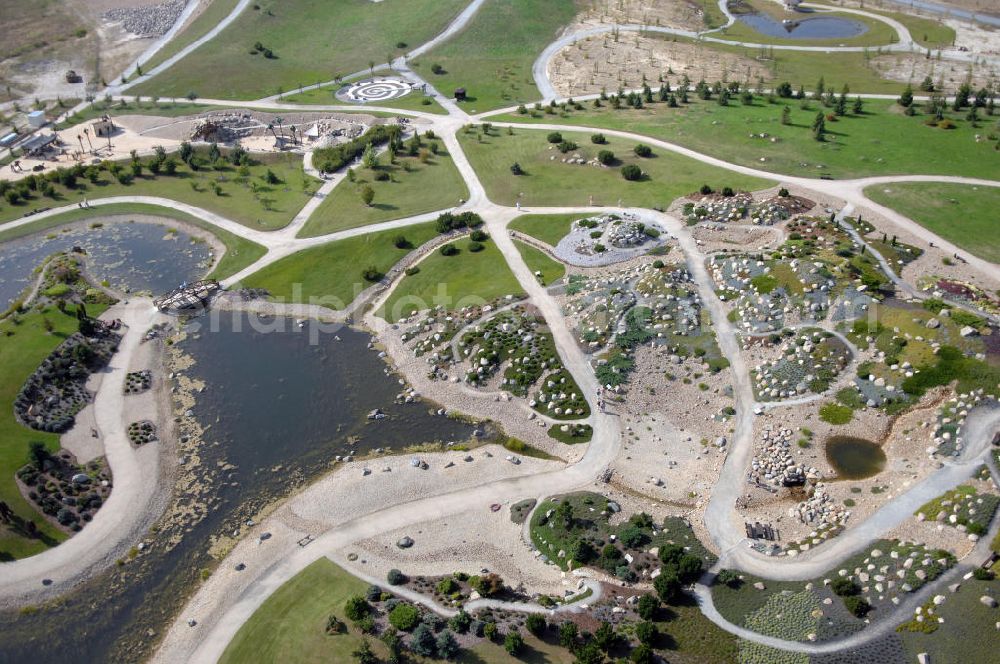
[153,280,220,312]
[92,116,115,138]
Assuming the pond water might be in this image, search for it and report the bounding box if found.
[0,219,213,309]
[737,13,869,39]
[0,313,476,663]
[826,436,887,479]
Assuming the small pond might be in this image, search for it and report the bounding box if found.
[826,436,887,479]
[0,218,214,309]
[0,313,477,663]
[736,13,869,40]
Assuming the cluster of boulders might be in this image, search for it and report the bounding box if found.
[822,543,955,608]
[790,484,847,528]
[684,194,752,224]
[103,0,186,37]
[928,391,993,457]
[749,427,811,487]
[531,372,587,418]
[124,369,152,395]
[752,330,848,401]
[606,221,649,248]
[127,420,157,446]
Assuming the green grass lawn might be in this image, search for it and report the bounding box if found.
[378,237,524,321]
[459,126,772,207]
[716,1,899,47]
[410,0,581,112]
[0,150,316,231]
[0,203,267,281]
[132,0,469,100]
[864,182,1000,264]
[220,556,579,664]
[515,239,565,285]
[281,84,448,115]
[137,0,243,74]
[0,305,113,559]
[219,558,370,664]
[497,97,999,180]
[509,213,579,246]
[243,222,439,307]
[298,150,469,238]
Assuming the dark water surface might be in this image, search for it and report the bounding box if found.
[826,436,887,479]
[0,313,474,663]
[737,13,869,39]
[0,219,212,309]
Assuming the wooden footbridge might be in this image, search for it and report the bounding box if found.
[154,280,220,312]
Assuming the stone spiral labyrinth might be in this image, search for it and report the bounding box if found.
[339,78,413,103]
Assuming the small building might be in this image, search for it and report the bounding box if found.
[0,132,18,149]
[27,110,46,129]
[19,133,58,157]
[92,116,115,138]
[454,87,467,101]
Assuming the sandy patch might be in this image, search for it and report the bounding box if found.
[571,0,719,33]
[549,34,767,98]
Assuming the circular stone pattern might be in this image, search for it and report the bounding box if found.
[338,78,413,103]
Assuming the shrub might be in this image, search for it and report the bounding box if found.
[448,610,472,633]
[597,150,615,165]
[470,229,488,242]
[843,595,871,617]
[721,186,735,197]
[653,569,681,603]
[410,623,437,656]
[820,403,853,425]
[431,63,445,75]
[557,140,578,153]
[471,572,503,597]
[591,133,607,144]
[635,621,657,645]
[633,144,653,157]
[621,164,642,181]
[436,578,459,595]
[510,162,523,175]
[387,568,407,585]
[778,187,790,197]
[361,266,383,282]
[504,629,524,656]
[715,569,741,588]
[973,567,995,581]
[546,132,563,143]
[436,629,460,660]
[699,184,713,195]
[440,244,459,256]
[343,596,370,622]
[392,235,410,249]
[388,603,421,631]
[525,613,546,636]
[468,241,484,252]
[631,643,654,664]
[831,578,860,596]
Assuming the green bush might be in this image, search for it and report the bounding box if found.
[343,596,370,622]
[388,603,421,631]
[468,241,484,252]
[819,403,853,425]
[597,150,615,165]
[387,568,406,585]
[634,144,653,157]
[440,243,459,256]
[621,164,642,181]
[546,132,563,144]
[843,595,871,617]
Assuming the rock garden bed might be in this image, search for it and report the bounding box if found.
[16,449,111,533]
[124,369,152,394]
[14,328,120,433]
[127,420,158,446]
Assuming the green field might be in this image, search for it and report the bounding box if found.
[0,306,113,559]
[865,182,1000,264]
[243,222,439,307]
[900,578,1000,663]
[0,203,267,281]
[497,97,999,180]
[132,0,469,100]
[459,126,772,207]
[410,0,581,111]
[281,84,448,115]
[509,213,579,245]
[298,149,469,237]
[220,557,582,664]
[716,2,899,47]
[0,150,316,231]
[378,237,524,321]
[514,239,565,285]
[137,0,243,74]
